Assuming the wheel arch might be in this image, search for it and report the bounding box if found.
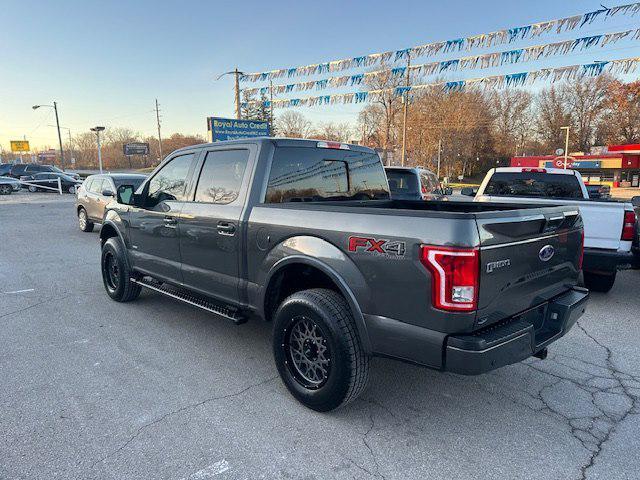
[261,255,372,354]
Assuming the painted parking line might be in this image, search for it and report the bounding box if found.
[180,460,230,479]
[0,289,35,294]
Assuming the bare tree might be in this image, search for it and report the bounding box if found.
[536,86,572,153]
[490,89,533,158]
[276,111,313,138]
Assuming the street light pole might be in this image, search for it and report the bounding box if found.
[90,126,105,173]
[561,126,570,169]
[32,102,65,170]
[216,69,245,120]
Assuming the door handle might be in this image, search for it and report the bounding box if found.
[164,215,178,226]
[217,221,236,235]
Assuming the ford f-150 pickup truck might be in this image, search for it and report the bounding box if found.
[99,138,588,411]
[471,167,637,293]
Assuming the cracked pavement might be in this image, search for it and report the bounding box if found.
[1,197,639,479]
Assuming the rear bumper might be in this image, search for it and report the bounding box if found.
[444,287,589,375]
[583,247,633,272]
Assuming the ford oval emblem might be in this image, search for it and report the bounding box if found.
[539,245,555,262]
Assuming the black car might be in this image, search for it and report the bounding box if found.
[0,163,13,176]
[9,163,80,180]
[22,172,82,194]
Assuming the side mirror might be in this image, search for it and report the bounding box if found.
[632,196,640,208]
[460,187,476,197]
[116,184,137,206]
[102,188,115,197]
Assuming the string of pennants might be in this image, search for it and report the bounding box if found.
[240,2,640,83]
[241,57,640,109]
[241,29,640,97]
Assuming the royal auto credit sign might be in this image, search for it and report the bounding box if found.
[207,117,270,142]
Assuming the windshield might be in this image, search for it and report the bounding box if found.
[266,147,389,203]
[386,170,419,195]
[484,172,583,199]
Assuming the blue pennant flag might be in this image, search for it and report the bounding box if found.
[572,35,602,50]
[317,63,330,74]
[285,84,295,93]
[501,49,523,64]
[350,74,364,85]
[394,86,412,96]
[263,101,271,108]
[391,67,407,77]
[505,72,528,87]
[582,61,609,76]
[287,68,297,77]
[439,59,460,72]
[355,92,369,103]
[290,99,301,107]
[395,48,410,61]
[259,73,268,81]
[444,38,464,52]
[443,81,465,93]
[353,56,366,67]
[321,95,331,104]
[507,25,532,43]
[581,8,608,26]
[316,79,328,90]
[260,87,268,95]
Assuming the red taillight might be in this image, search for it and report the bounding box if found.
[421,185,428,194]
[522,168,547,173]
[622,210,637,241]
[578,229,584,271]
[420,245,479,312]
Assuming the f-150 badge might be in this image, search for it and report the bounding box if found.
[348,236,406,257]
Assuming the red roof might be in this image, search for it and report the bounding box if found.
[608,144,640,153]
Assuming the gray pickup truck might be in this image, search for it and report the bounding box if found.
[99,138,588,411]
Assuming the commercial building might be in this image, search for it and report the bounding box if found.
[511,143,640,188]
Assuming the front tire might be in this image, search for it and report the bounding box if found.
[78,208,94,232]
[67,185,76,194]
[0,184,12,195]
[583,271,616,293]
[28,185,37,193]
[101,237,141,302]
[272,288,369,412]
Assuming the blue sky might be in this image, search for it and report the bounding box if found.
[2,0,640,150]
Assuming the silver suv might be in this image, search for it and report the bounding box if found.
[76,173,146,232]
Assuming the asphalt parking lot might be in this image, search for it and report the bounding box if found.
[1,193,639,480]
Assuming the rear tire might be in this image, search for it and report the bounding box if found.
[0,184,12,195]
[272,288,369,412]
[78,208,94,232]
[68,185,76,194]
[28,185,37,193]
[583,271,616,293]
[101,237,141,302]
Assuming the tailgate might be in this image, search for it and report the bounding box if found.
[475,206,582,327]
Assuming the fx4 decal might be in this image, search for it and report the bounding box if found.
[348,236,406,257]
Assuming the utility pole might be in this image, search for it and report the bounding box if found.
[155,99,163,162]
[401,54,411,166]
[561,126,570,169]
[235,67,242,119]
[269,78,274,131]
[437,138,442,179]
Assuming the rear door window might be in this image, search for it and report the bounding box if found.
[386,170,419,195]
[484,172,583,199]
[194,149,249,204]
[90,178,104,193]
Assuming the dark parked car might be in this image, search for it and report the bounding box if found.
[384,166,450,200]
[9,163,80,180]
[586,184,611,199]
[0,163,13,176]
[98,138,587,411]
[22,172,82,194]
[76,173,147,232]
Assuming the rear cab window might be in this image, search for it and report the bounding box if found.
[386,169,419,196]
[484,172,583,199]
[265,147,389,203]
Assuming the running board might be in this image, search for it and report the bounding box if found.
[131,276,247,325]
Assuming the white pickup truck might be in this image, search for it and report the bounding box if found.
[468,167,637,292]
